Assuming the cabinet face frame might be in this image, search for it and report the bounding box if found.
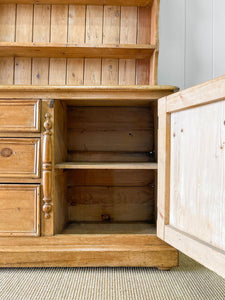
[157,75,225,279]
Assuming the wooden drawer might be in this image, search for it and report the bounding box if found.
[0,184,40,236]
[0,138,40,178]
[0,100,40,132]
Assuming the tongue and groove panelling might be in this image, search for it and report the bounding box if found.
[0,4,156,85]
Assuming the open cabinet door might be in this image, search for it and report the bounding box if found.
[157,75,225,278]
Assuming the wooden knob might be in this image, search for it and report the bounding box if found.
[0,148,13,157]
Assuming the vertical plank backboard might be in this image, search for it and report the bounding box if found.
[103,6,120,44]
[67,58,84,85]
[86,6,103,44]
[0,58,14,84]
[50,5,68,85]
[119,59,136,85]
[102,59,119,85]
[0,4,16,42]
[15,4,33,85]
[84,58,101,85]
[33,5,50,85]
[68,5,85,44]
[119,6,137,85]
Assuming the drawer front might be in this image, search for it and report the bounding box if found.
[0,100,40,132]
[0,138,40,178]
[0,184,40,236]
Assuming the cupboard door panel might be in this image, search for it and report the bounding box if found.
[157,76,225,279]
[0,100,40,132]
[0,184,40,236]
[0,138,40,178]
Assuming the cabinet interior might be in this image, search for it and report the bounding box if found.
[54,100,157,235]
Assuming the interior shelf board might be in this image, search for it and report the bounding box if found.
[0,42,156,59]
[55,162,158,170]
[61,222,156,235]
[0,0,154,6]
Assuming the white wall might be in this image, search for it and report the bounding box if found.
[158,0,225,90]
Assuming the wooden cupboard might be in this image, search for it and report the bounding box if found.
[0,1,224,279]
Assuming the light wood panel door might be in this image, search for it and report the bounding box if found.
[157,75,225,279]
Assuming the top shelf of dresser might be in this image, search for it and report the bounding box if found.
[0,42,156,59]
[0,0,154,6]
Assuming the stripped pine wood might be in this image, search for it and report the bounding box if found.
[16,5,33,42]
[0,138,40,178]
[67,58,84,85]
[0,0,155,5]
[0,57,14,84]
[66,169,155,186]
[103,6,120,44]
[86,6,103,44]
[32,58,49,85]
[50,5,67,85]
[102,6,120,84]
[67,106,153,131]
[51,5,68,43]
[137,7,151,44]
[14,57,32,85]
[32,5,50,85]
[0,43,155,59]
[68,130,153,152]
[68,5,86,43]
[0,3,157,86]
[68,186,155,222]
[33,5,50,43]
[136,58,150,85]
[102,59,119,85]
[119,6,137,85]
[170,100,225,251]
[0,4,16,42]
[137,7,151,84]
[49,58,66,86]
[62,223,156,235]
[67,151,154,162]
[120,6,137,44]
[0,184,40,236]
[119,59,136,85]
[84,58,101,85]
[56,162,158,170]
[0,1,180,270]
[0,99,40,132]
[15,4,33,85]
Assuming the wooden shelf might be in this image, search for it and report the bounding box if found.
[0,85,178,102]
[0,0,154,6]
[55,162,158,170]
[0,42,156,59]
[62,222,156,235]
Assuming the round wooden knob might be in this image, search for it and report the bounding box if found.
[0,148,13,157]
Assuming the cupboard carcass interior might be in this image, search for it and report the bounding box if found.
[54,101,158,235]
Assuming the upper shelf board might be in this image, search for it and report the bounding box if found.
[0,0,154,6]
[0,42,155,59]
